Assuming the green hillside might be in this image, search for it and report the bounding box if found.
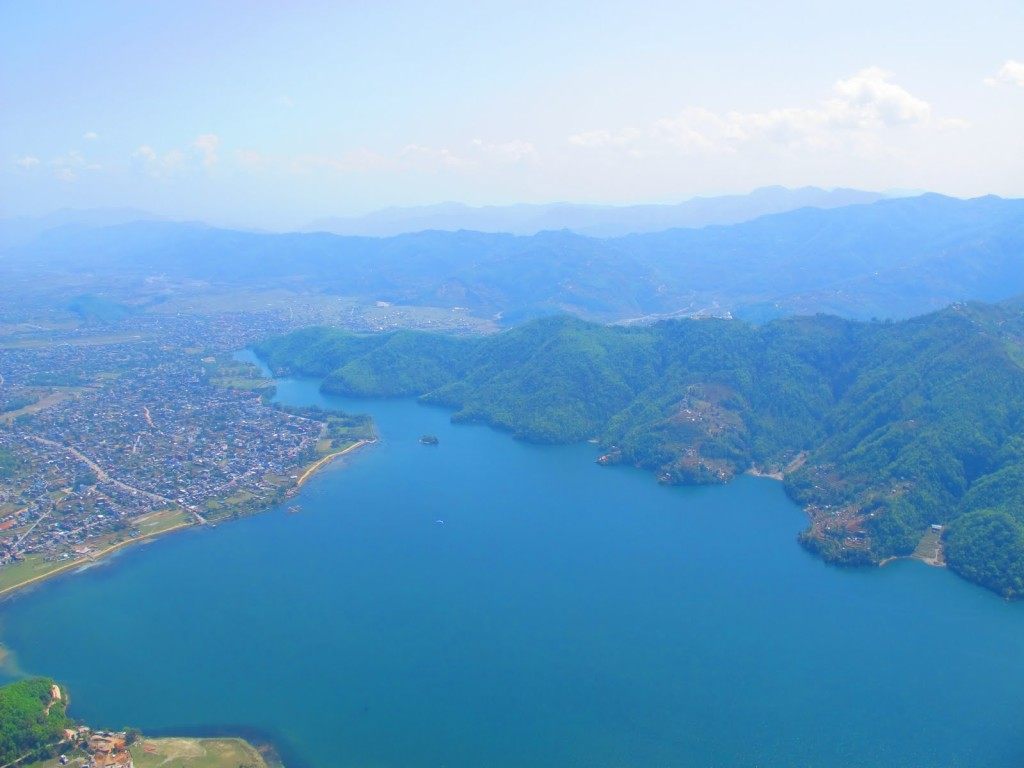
[258,300,1024,597]
[0,678,70,765]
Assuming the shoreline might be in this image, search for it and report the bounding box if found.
[0,522,193,601]
[879,554,947,568]
[296,439,375,486]
[744,467,784,482]
[0,441,376,602]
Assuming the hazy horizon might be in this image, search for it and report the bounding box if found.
[0,183,908,227]
[4,6,1024,766]
[3,1,1023,229]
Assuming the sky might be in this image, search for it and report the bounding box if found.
[2,0,1023,229]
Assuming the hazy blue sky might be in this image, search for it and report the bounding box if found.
[2,0,1022,227]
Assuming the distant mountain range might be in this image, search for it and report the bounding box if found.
[0,186,888,246]
[304,186,887,237]
[0,207,167,248]
[3,193,1022,323]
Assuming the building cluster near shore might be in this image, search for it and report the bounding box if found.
[78,731,133,768]
[0,310,350,575]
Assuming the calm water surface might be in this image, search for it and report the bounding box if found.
[2,352,1023,767]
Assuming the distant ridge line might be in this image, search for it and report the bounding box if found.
[302,186,889,237]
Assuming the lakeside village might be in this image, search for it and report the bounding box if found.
[13,680,275,768]
[0,310,375,593]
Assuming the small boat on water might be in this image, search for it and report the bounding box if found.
[420,435,440,445]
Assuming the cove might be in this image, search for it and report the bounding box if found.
[2,355,1024,767]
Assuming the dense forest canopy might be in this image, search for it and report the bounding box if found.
[258,300,1024,597]
[0,678,70,764]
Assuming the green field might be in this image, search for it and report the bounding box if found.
[0,333,148,349]
[24,746,89,768]
[912,527,944,564]
[0,509,191,597]
[133,508,191,536]
[25,737,271,768]
[131,737,270,768]
[0,387,85,424]
[211,376,273,391]
[0,555,76,595]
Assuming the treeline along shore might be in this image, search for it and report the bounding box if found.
[257,298,1024,598]
[0,677,280,768]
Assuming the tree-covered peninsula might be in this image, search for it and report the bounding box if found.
[257,300,1024,598]
[0,678,276,768]
[0,678,70,765]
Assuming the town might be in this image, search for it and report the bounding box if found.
[0,306,377,593]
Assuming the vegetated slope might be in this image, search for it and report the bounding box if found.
[0,678,71,764]
[258,300,1024,597]
[6,195,1024,322]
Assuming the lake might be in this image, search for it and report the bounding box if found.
[2,353,1023,767]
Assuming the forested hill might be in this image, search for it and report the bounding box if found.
[6,194,1024,323]
[0,678,70,764]
[258,300,1024,598]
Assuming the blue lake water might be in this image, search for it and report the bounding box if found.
[2,353,1024,767]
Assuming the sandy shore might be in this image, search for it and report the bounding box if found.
[745,467,784,481]
[0,522,192,600]
[296,439,375,486]
[879,550,947,569]
[0,440,375,600]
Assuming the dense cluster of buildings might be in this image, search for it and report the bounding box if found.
[0,312,328,570]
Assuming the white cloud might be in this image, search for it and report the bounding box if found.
[234,149,266,169]
[290,148,393,174]
[301,141,534,174]
[400,143,473,169]
[14,155,40,169]
[219,136,538,178]
[828,67,930,126]
[83,131,99,141]
[193,133,220,167]
[471,138,537,162]
[569,67,941,158]
[134,144,185,176]
[133,135,219,176]
[568,130,609,148]
[48,150,102,181]
[985,60,1024,87]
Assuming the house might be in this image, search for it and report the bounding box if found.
[87,732,134,768]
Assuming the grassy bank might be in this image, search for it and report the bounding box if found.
[0,509,191,600]
[0,440,376,601]
[132,737,273,768]
[26,737,274,768]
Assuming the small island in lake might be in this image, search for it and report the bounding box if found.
[420,435,440,445]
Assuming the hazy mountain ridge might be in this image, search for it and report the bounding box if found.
[304,186,886,237]
[3,193,1022,323]
[0,207,167,249]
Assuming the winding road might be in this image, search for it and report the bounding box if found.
[25,435,208,525]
